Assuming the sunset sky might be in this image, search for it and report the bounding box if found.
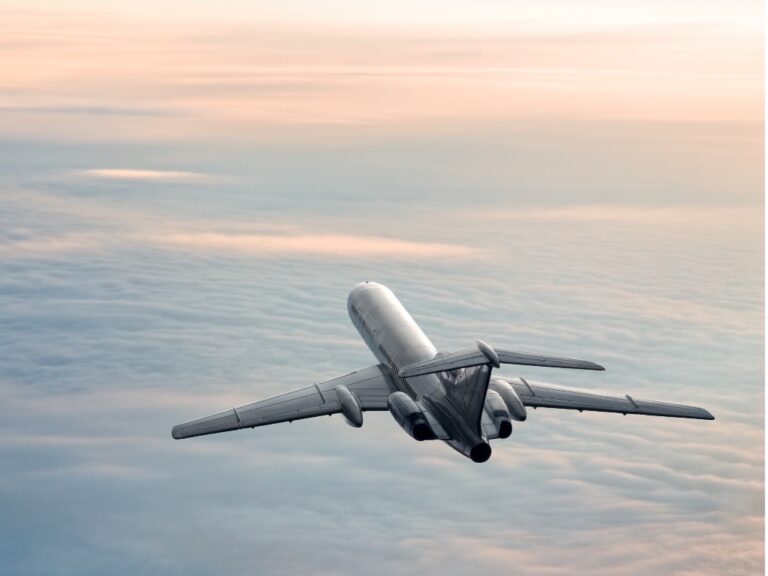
[0,1,763,575]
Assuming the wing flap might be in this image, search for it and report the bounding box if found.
[172,364,398,439]
[172,409,242,439]
[501,377,714,420]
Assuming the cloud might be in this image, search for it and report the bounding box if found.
[0,215,761,576]
[0,229,480,260]
[0,233,107,257]
[154,232,481,258]
[0,105,182,117]
[0,8,760,146]
[480,204,760,225]
[79,168,212,183]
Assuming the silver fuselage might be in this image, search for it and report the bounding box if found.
[347,281,490,460]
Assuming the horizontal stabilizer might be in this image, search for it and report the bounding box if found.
[398,340,604,378]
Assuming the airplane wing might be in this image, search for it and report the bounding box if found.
[498,377,714,420]
[172,364,398,439]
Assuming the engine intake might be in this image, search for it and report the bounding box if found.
[387,391,436,441]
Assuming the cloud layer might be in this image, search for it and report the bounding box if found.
[0,176,762,575]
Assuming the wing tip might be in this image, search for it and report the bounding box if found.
[171,425,185,439]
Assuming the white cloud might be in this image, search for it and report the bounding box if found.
[79,168,212,183]
[0,230,480,260]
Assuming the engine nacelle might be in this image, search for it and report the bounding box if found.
[387,391,436,441]
[484,389,513,438]
[335,385,363,428]
[489,378,528,421]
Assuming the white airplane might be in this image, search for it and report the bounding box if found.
[173,282,714,462]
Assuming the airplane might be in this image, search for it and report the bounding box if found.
[172,281,714,463]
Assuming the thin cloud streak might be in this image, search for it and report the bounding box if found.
[0,231,481,260]
[0,233,108,256]
[80,168,212,183]
[155,232,482,258]
[479,204,761,225]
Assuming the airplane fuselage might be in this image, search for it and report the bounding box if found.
[348,281,493,461]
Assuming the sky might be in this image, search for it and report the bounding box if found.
[0,1,764,575]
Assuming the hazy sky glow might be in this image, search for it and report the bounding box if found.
[0,1,763,575]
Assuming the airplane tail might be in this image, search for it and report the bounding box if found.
[398,339,604,378]
[447,364,493,435]
[398,339,604,435]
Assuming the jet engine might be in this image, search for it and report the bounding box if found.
[387,391,436,441]
[335,385,363,428]
[484,389,513,438]
[489,378,528,421]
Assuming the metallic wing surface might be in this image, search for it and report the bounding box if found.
[497,377,714,420]
[172,364,397,439]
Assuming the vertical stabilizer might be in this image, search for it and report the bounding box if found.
[447,364,492,435]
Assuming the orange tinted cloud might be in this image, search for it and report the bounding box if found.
[0,229,481,260]
[155,232,481,258]
[0,7,761,143]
